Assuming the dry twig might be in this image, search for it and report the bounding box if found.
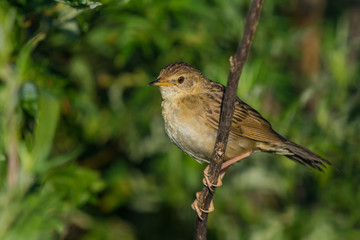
[193,1,264,239]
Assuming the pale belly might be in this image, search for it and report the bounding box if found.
[161,100,254,163]
[164,111,216,163]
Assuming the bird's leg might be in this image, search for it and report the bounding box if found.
[191,192,214,221]
[203,150,252,191]
[194,151,253,219]
[221,150,252,169]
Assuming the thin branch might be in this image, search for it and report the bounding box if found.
[4,66,20,188]
[194,0,264,239]
[8,117,18,187]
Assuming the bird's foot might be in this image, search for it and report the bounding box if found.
[202,165,226,192]
[191,192,215,221]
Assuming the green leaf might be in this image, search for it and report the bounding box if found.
[32,90,61,173]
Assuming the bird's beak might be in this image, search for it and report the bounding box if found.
[148,78,175,87]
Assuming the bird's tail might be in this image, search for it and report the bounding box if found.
[280,140,332,171]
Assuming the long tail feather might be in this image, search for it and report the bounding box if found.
[282,140,332,171]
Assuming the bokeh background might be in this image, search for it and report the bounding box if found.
[0,0,359,239]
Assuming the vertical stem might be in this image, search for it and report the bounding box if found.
[4,66,20,188]
[8,115,18,187]
[194,0,264,239]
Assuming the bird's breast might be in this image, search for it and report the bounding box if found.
[160,96,256,164]
[161,98,216,163]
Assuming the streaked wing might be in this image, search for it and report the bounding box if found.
[231,99,283,142]
[203,87,283,143]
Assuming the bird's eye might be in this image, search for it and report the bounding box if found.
[177,76,184,84]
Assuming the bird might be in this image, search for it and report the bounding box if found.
[149,61,331,217]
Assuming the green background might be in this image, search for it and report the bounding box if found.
[0,0,359,239]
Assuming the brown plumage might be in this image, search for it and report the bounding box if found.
[149,62,331,171]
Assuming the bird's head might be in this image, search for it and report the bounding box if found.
[149,62,206,100]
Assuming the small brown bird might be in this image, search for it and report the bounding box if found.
[149,62,331,216]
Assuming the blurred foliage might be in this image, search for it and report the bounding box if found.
[0,0,359,239]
